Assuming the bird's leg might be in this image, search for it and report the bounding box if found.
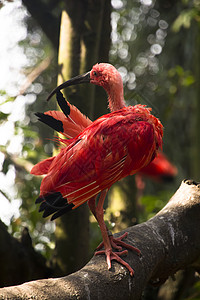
[93,191,141,256]
[92,190,139,276]
[88,196,125,252]
[88,196,97,219]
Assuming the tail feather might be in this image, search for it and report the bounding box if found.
[36,192,75,219]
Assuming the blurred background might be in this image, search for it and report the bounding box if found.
[0,0,199,298]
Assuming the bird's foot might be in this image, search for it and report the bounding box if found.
[95,232,141,276]
[96,232,141,254]
[95,248,135,276]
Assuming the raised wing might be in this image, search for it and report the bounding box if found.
[35,91,92,139]
[36,109,91,140]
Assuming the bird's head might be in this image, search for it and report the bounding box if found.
[90,63,123,92]
[46,63,123,103]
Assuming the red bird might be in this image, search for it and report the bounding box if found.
[31,63,163,276]
[135,151,177,199]
[138,151,177,181]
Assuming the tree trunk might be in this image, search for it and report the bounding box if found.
[193,23,200,180]
[53,0,111,276]
[53,1,89,276]
[1,180,200,299]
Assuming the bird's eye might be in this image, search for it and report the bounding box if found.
[93,71,97,76]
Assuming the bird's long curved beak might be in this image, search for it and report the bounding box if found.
[46,71,90,101]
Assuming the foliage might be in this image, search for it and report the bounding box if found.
[139,188,173,222]
[0,90,55,258]
[0,3,57,258]
[172,0,200,32]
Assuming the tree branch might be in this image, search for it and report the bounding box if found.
[0,180,200,299]
[19,56,53,96]
[0,222,51,288]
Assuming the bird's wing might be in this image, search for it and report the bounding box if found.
[36,109,91,139]
[36,91,92,139]
[32,95,92,176]
[37,113,158,220]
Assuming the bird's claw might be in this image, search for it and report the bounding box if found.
[96,232,141,256]
[95,248,134,276]
[95,232,141,276]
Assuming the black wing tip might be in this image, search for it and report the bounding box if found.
[46,89,70,116]
[56,90,70,117]
[35,112,64,133]
[35,196,43,204]
[50,203,75,220]
[36,192,74,220]
[56,90,62,97]
[35,112,42,118]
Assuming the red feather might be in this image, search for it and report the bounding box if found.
[43,105,91,139]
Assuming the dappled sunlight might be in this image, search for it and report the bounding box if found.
[0,0,28,95]
[0,165,21,225]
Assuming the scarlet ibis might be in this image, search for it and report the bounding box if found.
[135,151,177,200]
[138,151,177,182]
[31,63,163,276]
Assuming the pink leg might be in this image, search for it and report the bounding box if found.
[90,190,140,276]
[88,196,97,219]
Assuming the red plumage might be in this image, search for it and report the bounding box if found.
[31,63,163,275]
[32,105,162,210]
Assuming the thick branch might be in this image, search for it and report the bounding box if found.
[1,180,200,299]
[0,223,51,288]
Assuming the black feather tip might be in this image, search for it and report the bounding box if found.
[36,192,74,220]
[56,90,70,117]
[35,112,64,133]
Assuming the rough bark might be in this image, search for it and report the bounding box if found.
[1,179,200,299]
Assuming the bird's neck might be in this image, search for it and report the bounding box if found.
[106,86,126,112]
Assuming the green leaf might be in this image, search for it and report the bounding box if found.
[172,9,197,32]
[182,75,195,86]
